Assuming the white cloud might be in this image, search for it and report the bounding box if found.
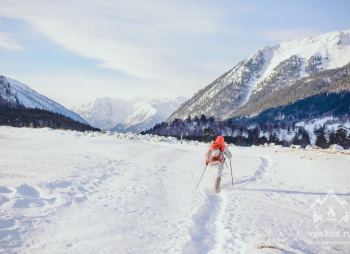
[0,0,224,81]
[261,29,321,42]
[0,32,24,51]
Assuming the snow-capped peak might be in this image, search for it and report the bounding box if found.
[0,76,88,124]
[72,96,187,132]
[259,29,350,83]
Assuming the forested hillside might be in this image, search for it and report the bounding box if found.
[142,114,350,149]
[0,105,100,132]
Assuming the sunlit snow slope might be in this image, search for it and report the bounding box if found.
[71,97,137,130]
[72,97,186,132]
[0,127,350,253]
[0,76,87,124]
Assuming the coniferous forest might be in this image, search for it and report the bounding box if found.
[0,105,100,132]
[142,112,350,149]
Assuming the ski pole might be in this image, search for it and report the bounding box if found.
[230,159,233,186]
[197,164,208,188]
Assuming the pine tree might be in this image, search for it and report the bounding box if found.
[203,128,215,143]
[314,125,328,148]
[315,133,328,149]
[292,127,310,148]
[200,115,208,124]
[333,125,348,148]
[186,115,192,124]
[269,132,280,144]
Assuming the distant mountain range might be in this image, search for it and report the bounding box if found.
[0,76,87,124]
[0,75,186,133]
[71,97,187,132]
[168,29,350,122]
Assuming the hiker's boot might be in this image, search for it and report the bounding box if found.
[215,177,221,193]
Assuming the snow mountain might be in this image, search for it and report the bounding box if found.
[168,29,350,122]
[71,97,138,131]
[0,76,88,124]
[72,97,187,132]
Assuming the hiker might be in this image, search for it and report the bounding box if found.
[205,136,232,193]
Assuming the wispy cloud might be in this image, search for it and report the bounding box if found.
[0,32,24,51]
[0,0,225,81]
[261,29,321,42]
[1,0,344,108]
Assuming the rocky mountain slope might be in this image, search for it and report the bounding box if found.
[168,29,350,121]
[230,62,350,121]
[0,76,87,124]
[72,97,187,132]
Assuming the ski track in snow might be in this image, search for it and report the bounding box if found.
[184,152,276,254]
[185,147,350,254]
[183,191,232,254]
[1,127,350,253]
[234,154,274,185]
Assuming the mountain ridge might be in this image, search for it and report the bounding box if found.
[231,62,350,120]
[168,29,350,122]
[0,76,87,124]
[72,96,187,132]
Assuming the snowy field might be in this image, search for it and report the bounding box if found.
[1,127,350,254]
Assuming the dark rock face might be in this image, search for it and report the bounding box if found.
[0,76,19,107]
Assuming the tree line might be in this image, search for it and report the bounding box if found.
[142,114,350,149]
[0,105,99,132]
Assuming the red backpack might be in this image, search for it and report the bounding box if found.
[209,142,224,162]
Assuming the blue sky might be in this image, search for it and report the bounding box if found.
[0,0,349,107]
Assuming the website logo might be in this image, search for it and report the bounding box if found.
[307,189,350,224]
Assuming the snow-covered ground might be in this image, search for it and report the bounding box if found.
[1,127,350,254]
